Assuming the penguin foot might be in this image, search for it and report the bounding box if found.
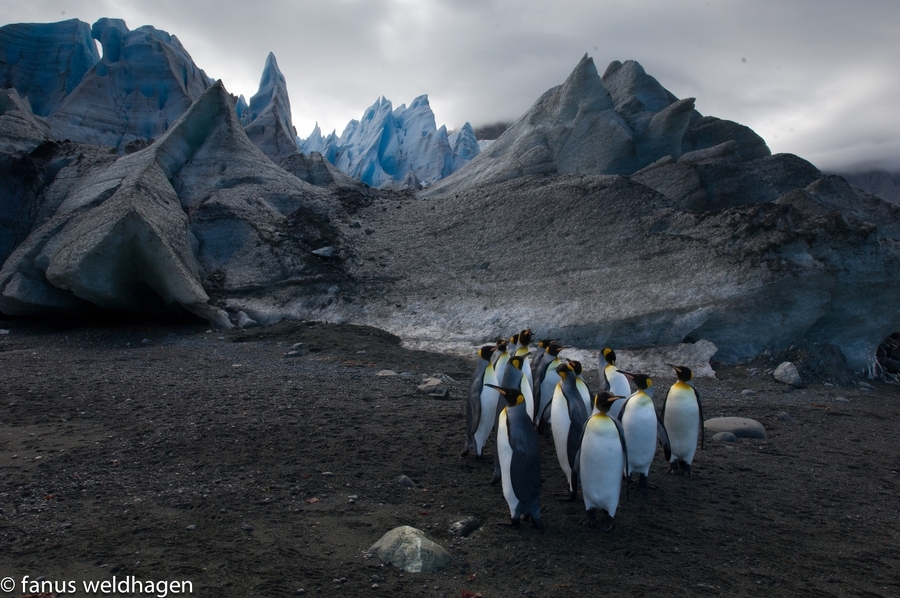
[603,516,615,533]
[579,508,598,527]
[683,462,692,478]
[490,473,501,486]
[638,474,658,490]
[553,489,577,502]
[497,517,521,527]
[460,447,470,457]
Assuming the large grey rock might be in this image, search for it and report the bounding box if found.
[773,361,802,387]
[367,526,452,573]
[45,19,214,150]
[704,417,767,440]
[0,19,100,117]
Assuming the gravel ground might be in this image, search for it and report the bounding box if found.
[1,318,899,597]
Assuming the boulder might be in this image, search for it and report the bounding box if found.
[773,362,802,387]
[367,526,452,573]
[704,417,767,440]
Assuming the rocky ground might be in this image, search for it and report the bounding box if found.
[0,318,898,598]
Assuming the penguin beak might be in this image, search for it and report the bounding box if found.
[607,395,624,402]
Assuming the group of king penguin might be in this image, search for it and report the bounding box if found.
[462,329,705,531]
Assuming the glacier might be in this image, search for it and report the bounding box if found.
[300,95,476,189]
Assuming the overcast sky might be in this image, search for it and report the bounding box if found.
[3,0,899,172]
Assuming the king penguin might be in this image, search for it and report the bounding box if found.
[550,360,590,501]
[661,364,704,477]
[491,355,533,484]
[462,345,500,458]
[530,339,558,381]
[513,329,535,395]
[488,384,543,528]
[575,391,628,531]
[599,348,631,421]
[533,342,568,430]
[617,371,671,488]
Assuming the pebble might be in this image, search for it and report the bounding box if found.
[186,524,196,531]
[376,370,398,377]
[322,471,334,477]
[141,338,150,344]
[449,517,482,537]
[371,575,384,583]
[741,389,756,397]
[859,381,874,390]
[312,246,335,258]
[242,525,254,532]
[777,412,797,424]
[397,475,417,488]
[835,397,851,403]
[61,522,72,529]
[713,432,738,442]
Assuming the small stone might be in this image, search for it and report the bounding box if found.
[371,575,384,583]
[376,370,398,377]
[141,338,150,344]
[0,329,9,334]
[705,417,767,439]
[741,389,756,397]
[417,378,444,394]
[242,524,254,532]
[61,522,73,529]
[858,381,874,390]
[332,579,342,585]
[322,471,334,477]
[449,517,482,537]
[777,412,797,424]
[427,387,450,400]
[186,524,196,530]
[371,583,379,589]
[713,432,738,442]
[364,228,375,235]
[350,221,362,228]
[773,362,802,387]
[835,397,851,403]
[312,246,335,258]
[397,475,417,488]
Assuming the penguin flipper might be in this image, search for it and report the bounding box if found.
[613,418,629,502]
[600,363,611,392]
[696,387,705,450]
[659,388,668,423]
[657,419,672,462]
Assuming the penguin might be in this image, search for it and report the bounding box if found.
[491,355,533,484]
[569,359,593,415]
[533,342,568,430]
[617,371,671,488]
[492,341,511,388]
[462,345,500,458]
[660,364,704,477]
[530,338,558,381]
[574,391,628,531]
[599,348,632,421]
[512,329,535,394]
[550,360,590,501]
[487,384,543,528]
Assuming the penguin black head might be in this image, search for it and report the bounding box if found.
[603,348,617,366]
[486,384,525,407]
[668,364,694,382]
[508,355,526,371]
[555,361,575,379]
[494,341,508,354]
[569,359,583,376]
[593,391,623,413]
[477,345,495,361]
[620,371,652,391]
[518,329,533,347]
[509,333,520,346]
[538,339,557,351]
[547,343,568,357]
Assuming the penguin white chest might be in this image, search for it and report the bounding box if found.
[621,396,658,475]
[579,416,625,516]
[496,410,518,516]
[664,385,700,464]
